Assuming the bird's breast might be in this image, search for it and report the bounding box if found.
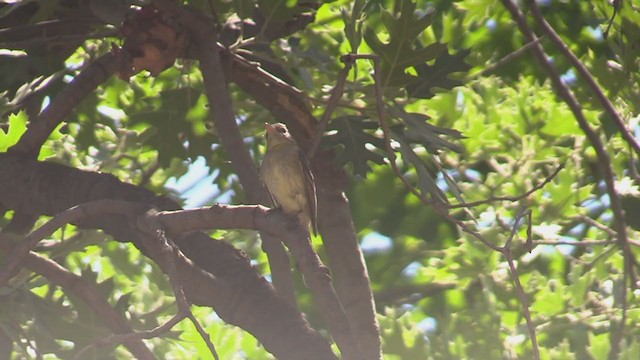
[260,147,308,215]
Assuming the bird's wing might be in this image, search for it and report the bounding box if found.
[264,185,279,208]
[298,150,318,236]
[259,160,279,208]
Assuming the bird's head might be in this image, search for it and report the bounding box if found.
[265,123,295,148]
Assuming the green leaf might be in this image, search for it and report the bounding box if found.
[323,115,385,177]
[396,42,447,69]
[129,88,212,166]
[0,111,27,151]
[406,49,471,99]
[342,0,366,53]
[390,106,464,154]
[395,134,447,203]
[379,308,430,358]
[363,2,452,92]
[588,332,611,360]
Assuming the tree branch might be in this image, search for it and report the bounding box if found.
[155,204,364,360]
[0,240,156,360]
[138,208,219,359]
[525,0,640,157]
[500,1,635,357]
[307,57,353,159]
[73,313,186,360]
[0,153,337,360]
[8,52,121,158]
[150,0,297,309]
[0,200,145,287]
[228,48,382,360]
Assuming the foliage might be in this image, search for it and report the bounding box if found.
[2,0,640,359]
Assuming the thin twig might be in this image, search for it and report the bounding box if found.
[73,313,186,360]
[447,162,565,209]
[535,240,610,246]
[138,159,160,187]
[140,209,219,360]
[585,245,617,271]
[467,36,545,79]
[576,214,618,238]
[629,151,640,182]
[187,313,219,360]
[501,208,540,360]
[307,57,353,158]
[603,0,622,39]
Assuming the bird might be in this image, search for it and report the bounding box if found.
[260,122,318,236]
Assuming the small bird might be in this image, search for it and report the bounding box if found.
[260,123,318,236]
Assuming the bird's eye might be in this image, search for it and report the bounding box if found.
[276,126,286,133]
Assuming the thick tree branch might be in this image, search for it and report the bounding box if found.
[0,153,337,360]
[8,52,120,158]
[155,204,366,360]
[0,200,144,287]
[150,0,297,308]
[138,209,219,360]
[228,49,382,360]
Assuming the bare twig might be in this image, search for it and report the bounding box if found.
[535,240,610,246]
[139,208,219,359]
[307,57,353,158]
[73,313,186,360]
[467,37,544,79]
[503,248,539,356]
[525,0,640,156]
[448,162,565,209]
[501,208,540,360]
[138,159,160,187]
[187,312,219,360]
[603,0,622,39]
[576,214,618,238]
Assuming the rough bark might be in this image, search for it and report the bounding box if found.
[0,153,337,360]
